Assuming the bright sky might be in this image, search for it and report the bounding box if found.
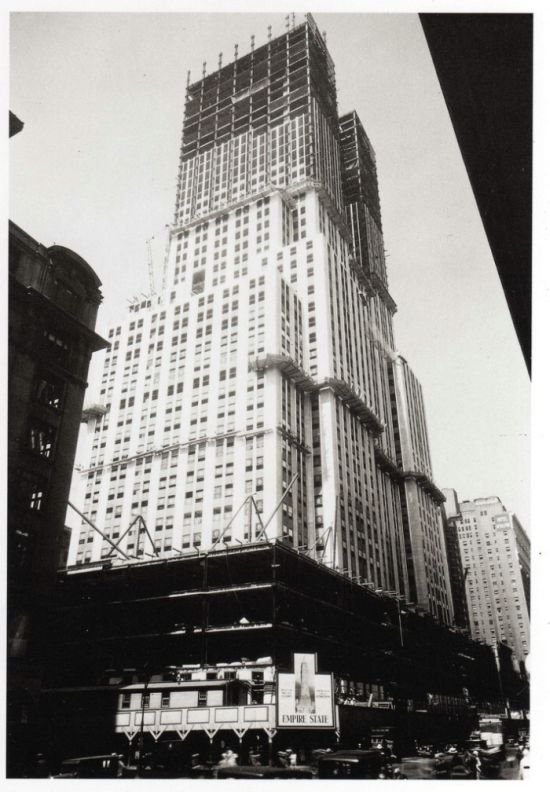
[9,9,530,527]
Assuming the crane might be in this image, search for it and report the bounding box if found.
[146,237,156,297]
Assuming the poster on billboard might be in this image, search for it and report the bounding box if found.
[277,653,335,728]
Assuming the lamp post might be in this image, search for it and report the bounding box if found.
[394,595,405,648]
[378,590,405,647]
[136,664,151,777]
[135,665,183,776]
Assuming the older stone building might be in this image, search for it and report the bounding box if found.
[8,220,107,773]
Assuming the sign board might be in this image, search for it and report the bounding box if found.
[277,653,335,729]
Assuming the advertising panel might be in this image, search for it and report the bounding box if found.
[277,653,334,728]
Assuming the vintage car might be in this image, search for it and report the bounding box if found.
[217,764,315,779]
[317,749,395,779]
[52,754,136,779]
[189,763,314,779]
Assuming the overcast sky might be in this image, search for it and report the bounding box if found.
[9,10,530,526]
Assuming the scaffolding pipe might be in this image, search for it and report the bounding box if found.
[256,472,298,540]
[67,501,131,560]
[210,495,250,552]
[249,495,265,531]
[160,225,172,294]
[331,494,339,567]
[311,523,331,555]
[138,516,160,558]
[320,525,333,564]
[106,514,141,559]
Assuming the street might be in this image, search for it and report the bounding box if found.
[398,747,521,781]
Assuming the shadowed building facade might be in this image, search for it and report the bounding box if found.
[8,220,107,774]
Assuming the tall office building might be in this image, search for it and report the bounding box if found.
[68,14,452,623]
[449,494,530,664]
[392,356,453,622]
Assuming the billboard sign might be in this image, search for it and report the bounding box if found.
[277,653,335,729]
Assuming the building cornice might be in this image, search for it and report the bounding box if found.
[402,470,446,504]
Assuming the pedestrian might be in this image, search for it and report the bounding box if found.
[220,748,238,766]
[219,748,229,766]
[277,749,289,767]
[472,749,482,780]
[248,748,261,766]
[518,747,529,780]
[463,749,476,779]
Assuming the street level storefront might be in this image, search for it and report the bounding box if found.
[113,654,337,767]
[41,653,498,770]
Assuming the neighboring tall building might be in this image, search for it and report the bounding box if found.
[8,220,107,773]
[441,488,470,631]
[451,495,530,664]
[392,357,453,623]
[67,14,451,623]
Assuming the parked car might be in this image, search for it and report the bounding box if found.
[188,763,217,779]
[478,745,505,778]
[189,763,314,779]
[52,754,136,779]
[398,756,437,779]
[317,749,395,779]
[434,750,464,778]
[217,765,314,779]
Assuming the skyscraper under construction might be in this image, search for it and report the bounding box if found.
[68,14,453,624]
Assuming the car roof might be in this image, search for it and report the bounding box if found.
[217,765,313,777]
[320,750,382,761]
[62,755,118,763]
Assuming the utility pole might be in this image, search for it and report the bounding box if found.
[136,663,151,777]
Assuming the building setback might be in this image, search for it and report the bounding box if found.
[67,13,452,624]
[445,493,530,666]
[8,220,107,774]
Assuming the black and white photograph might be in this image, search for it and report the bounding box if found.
[5,1,542,783]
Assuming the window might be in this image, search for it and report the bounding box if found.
[121,693,131,709]
[42,328,70,360]
[29,422,56,459]
[19,471,47,512]
[141,693,150,709]
[35,371,65,410]
[161,692,170,708]
[192,270,205,294]
[198,690,208,707]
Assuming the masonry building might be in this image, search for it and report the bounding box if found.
[67,14,452,626]
[443,491,530,666]
[8,219,107,774]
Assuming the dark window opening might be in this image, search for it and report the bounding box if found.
[29,422,56,459]
[35,371,65,410]
[197,690,208,707]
